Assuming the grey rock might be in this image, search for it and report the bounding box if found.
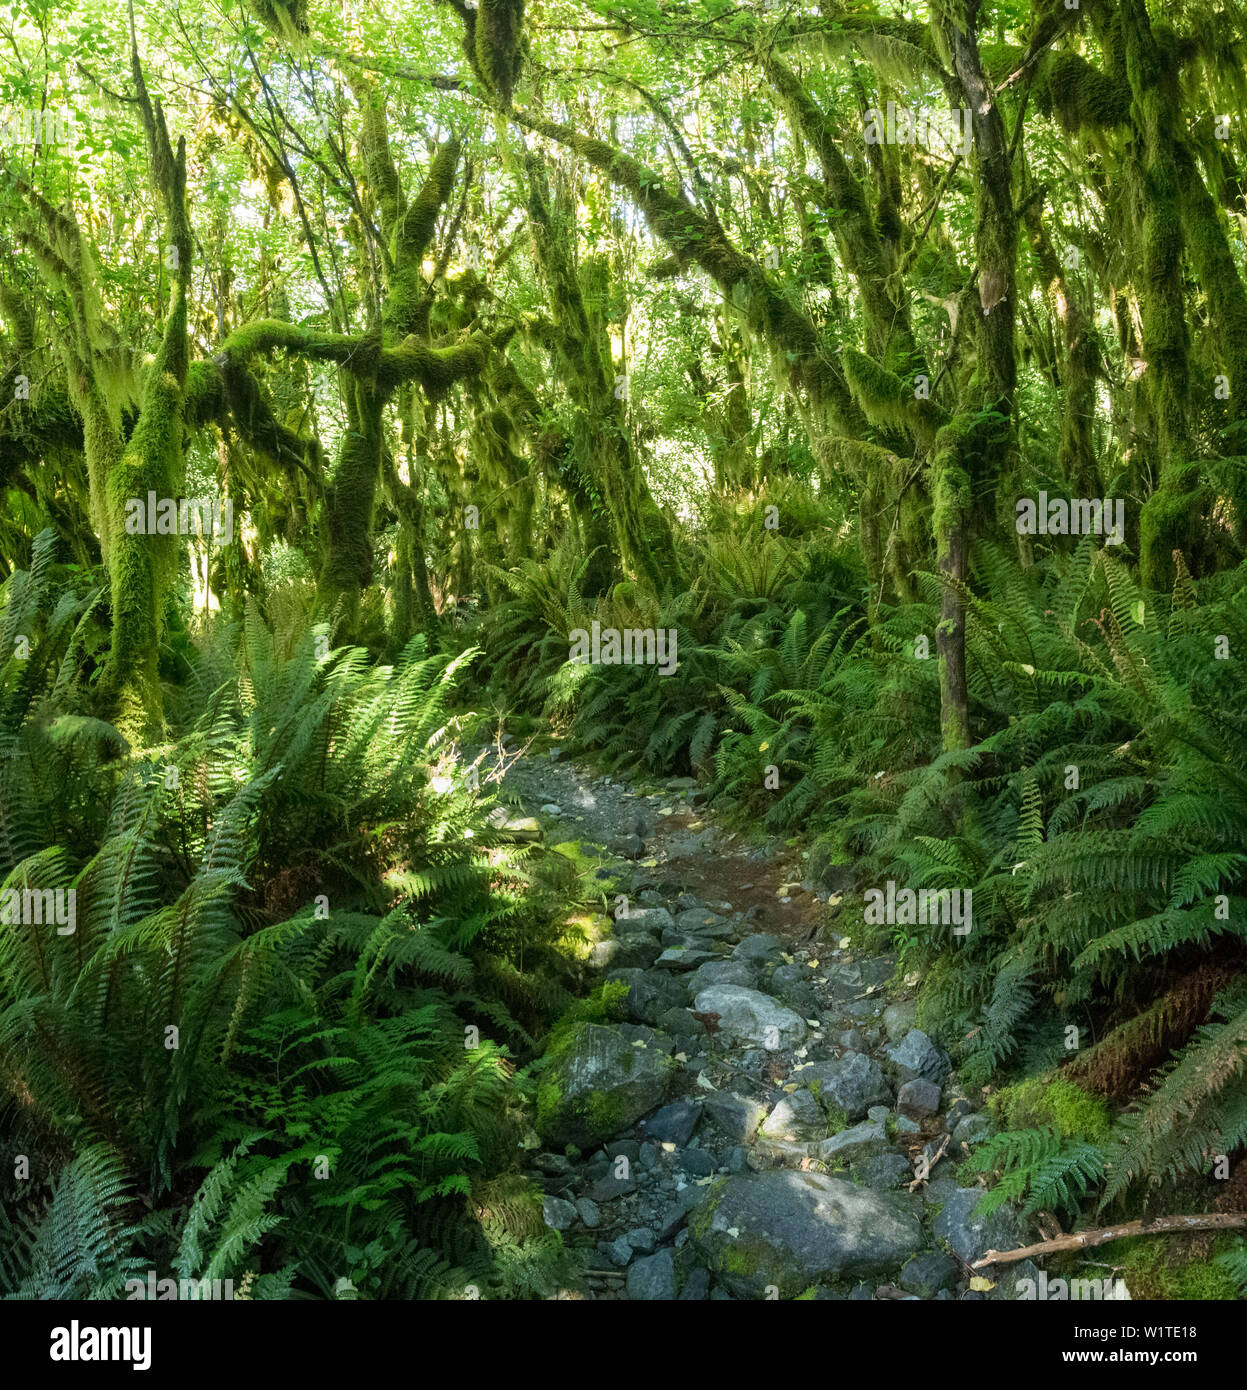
[606,1236,634,1267]
[807,844,855,893]
[688,959,758,994]
[678,1266,711,1300]
[760,1089,828,1144]
[690,1171,926,1298]
[605,1139,640,1163]
[801,1052,892,1121]
[675,907,733,936]
[897,1077,942,1118]
[656,1006,700,1038]
[929,1181,1024,1266]
[625,1227,658,1254]
[607,967,686,1026]
[589,1170,638,1203]
[542,1196,578,1231]
[899,1251,959,1297]
[990,1257,1045,1301]
[728,1146,750,1173]
[655,946,717,971]
[626,1249,677,1301]
[813,1120,889,1165]
[838,1028,867,1051]
[945,1093,975,1130]
[767,963,821,1014]
[536,1022,673,1147]
[623,906,675,935]
[867,1105,891,1124]
[692,985,806,1049]
[643,1101,702,1145]
[952,1111,995,1153]
[703,1093,768,1143]
[858,957,895,987]
[574,1197,602,1229]
[882,1000,918,1041]
[824,962,863,1000]
[675,1182,711,1215]
[612,934,664,970]
[680,1148,717,1177]
[858,1151,913,1189]
[731,933,785,963]
[886,1028,951,1085]
[617,1022,675,1053]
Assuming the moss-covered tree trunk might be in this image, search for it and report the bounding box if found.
[931,0,1019,753]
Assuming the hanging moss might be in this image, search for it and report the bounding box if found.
[1034,51,1132,133]
[841,346,944,447]
[243,0,308,38]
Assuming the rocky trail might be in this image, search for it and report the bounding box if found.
[483,745,1035,1301]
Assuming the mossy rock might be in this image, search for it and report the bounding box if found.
[689,1171,925,1298]
[535,1022,674,1148]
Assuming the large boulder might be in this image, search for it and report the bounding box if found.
[690,1171,926,1298]
[692,985,807,1049]
[536,1023,673,1147]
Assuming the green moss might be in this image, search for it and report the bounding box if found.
[1035,51,1131,132]
[536,1080,562,1135]
[1139,464,1205,592]
[586,1088,629,1136]
[721,1245,761,1276]
[686,1179,725,1243]
[990,1077,1111,1144]
[823,1101,849,1136]
[1116,1236,1239,1300]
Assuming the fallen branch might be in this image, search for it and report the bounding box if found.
[909,1132,950,1192]
[973,1213,1247,1268]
